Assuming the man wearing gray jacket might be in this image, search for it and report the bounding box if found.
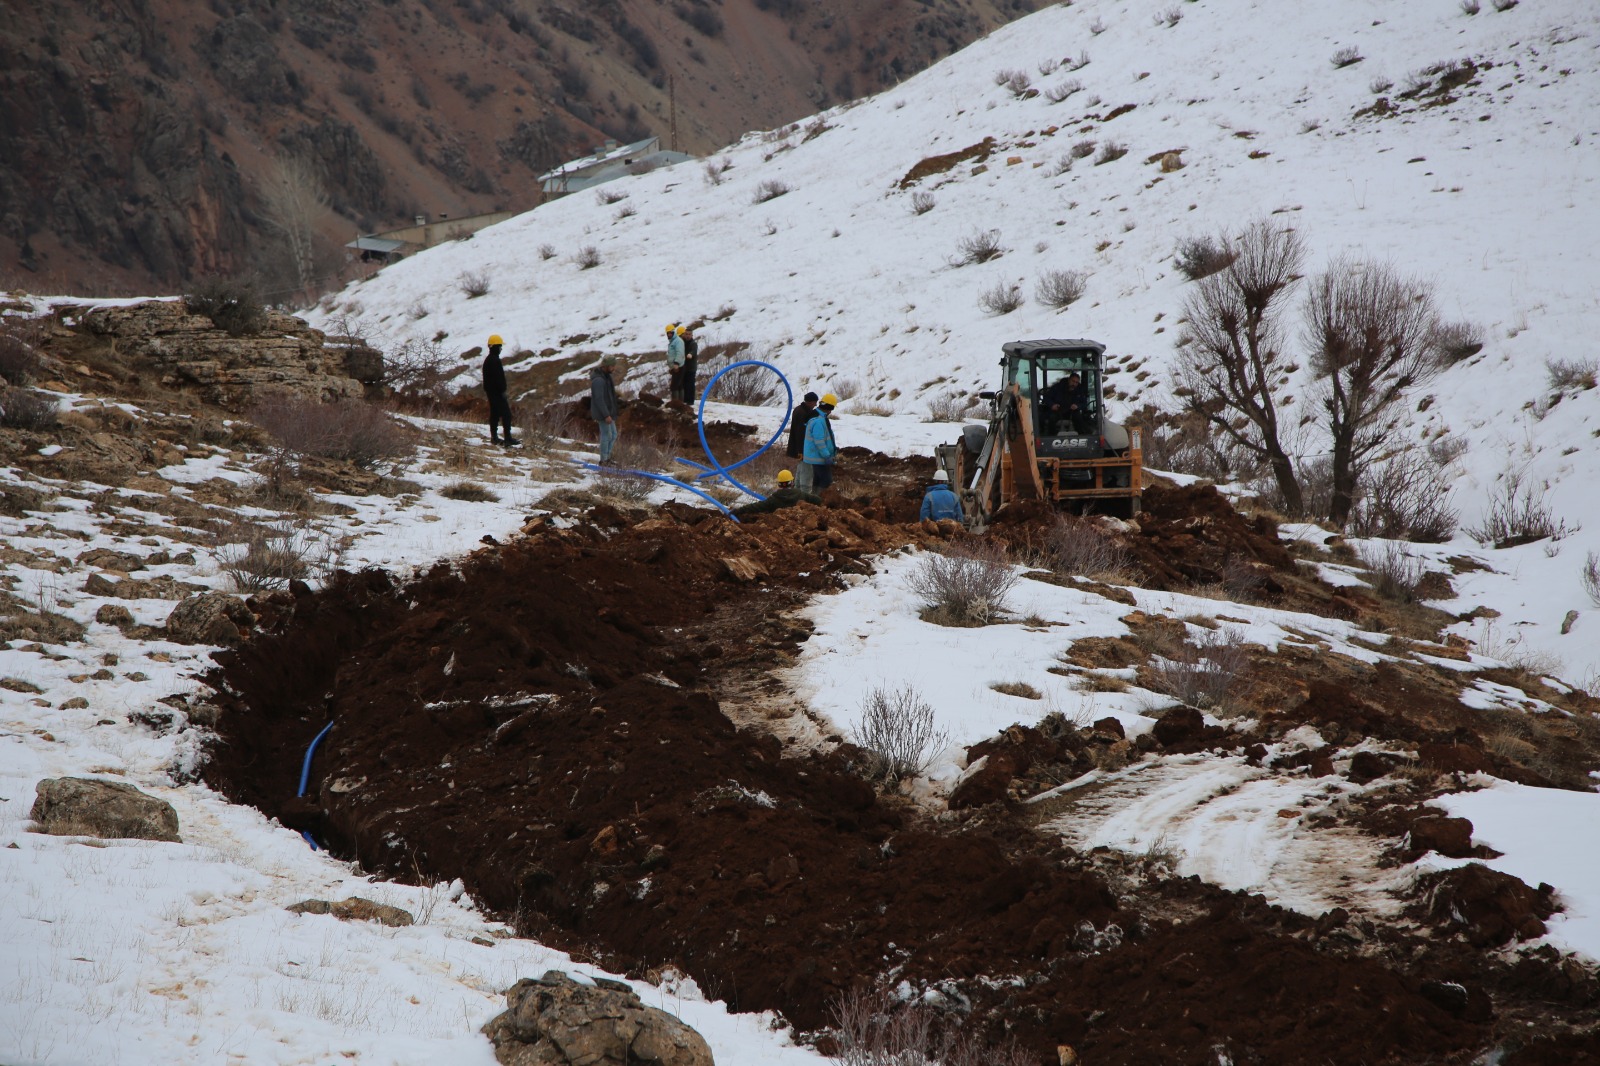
[590,355,620,463]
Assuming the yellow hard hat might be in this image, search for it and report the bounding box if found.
[676,325,689,336]
[776,469,794,483]
[665,323,677,333]
[820,393,840,407]
[487,334,503,346]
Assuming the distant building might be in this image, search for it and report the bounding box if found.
[537,136,692,197]
[346,209,520,262]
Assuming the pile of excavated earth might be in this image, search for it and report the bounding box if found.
[202,495,1600,1062]
[7,301,1600,1063]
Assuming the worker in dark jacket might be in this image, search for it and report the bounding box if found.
[734,469,821,516]
[786,392,819,491]
[676,324,699,405]
[482,334,515,445]
[920,469,963,521]
[590,354,620,463]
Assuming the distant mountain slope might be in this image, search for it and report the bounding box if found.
[322,0,1599,540]
[0,0,1037,295]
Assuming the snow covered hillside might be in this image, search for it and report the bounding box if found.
[319,0,1600,681]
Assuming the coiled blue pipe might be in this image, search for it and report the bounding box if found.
[577,359,795,520]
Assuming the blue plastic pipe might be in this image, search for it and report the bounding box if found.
[297,719,335,850]
[578,359,796,520]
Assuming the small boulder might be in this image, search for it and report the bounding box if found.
[1346,750,1398,785]
[482,970,714,1066]
[286,897,415,927]
[31,776,180,842]
[95,603,135,628]
[1152,706,1204,747]
[1408,815,1476,859]
[164,592,255,645]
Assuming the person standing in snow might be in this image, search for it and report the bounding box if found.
[676,324,699,405]
[664,323,686,404]
[802,393,840,491]
[482,335,515,446]
[734,469,821,516]
[786,392,820,491]
[590,354,621,464]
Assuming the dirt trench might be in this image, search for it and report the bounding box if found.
[201,486,1600,1064]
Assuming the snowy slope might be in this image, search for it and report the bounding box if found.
[319,0,1600,678]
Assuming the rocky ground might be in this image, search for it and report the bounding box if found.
[6,302,1600,1064]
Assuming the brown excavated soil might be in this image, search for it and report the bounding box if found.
[202,477,1600,1063]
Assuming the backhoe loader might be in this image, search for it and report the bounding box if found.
[935,339,1142,527]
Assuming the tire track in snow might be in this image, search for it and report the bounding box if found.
[1037,755,1409,918]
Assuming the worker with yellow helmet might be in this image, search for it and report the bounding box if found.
[734,467,821,516]
[664,323,686,404]
[482,333,515,446]
[801,392,842,490]
[675,324,699,404]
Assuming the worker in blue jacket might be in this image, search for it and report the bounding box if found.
[920,469,963,521]
[802,393,840,490]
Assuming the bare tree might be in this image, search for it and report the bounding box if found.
[1304,260,1441,526]
[1174,219,1307,514]
[260,155,328,296]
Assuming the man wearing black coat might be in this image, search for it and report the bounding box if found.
[482,335,515,445]
[786,392,819,491]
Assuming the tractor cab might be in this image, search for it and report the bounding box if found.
[1004,340,1107,463]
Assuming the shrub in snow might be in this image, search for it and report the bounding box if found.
[1045,514,1129,578]
[1346,449,1459,543]
[906,540,1018,625]
[1037,268,1088,309]
[1545,356,1598,392]
[909,190,936,215]
[1070,139,1097,160]
[1045,79,1083,104]
[250,394,411,470]
[187,275,266,336]
[924,394,969,422]
[1356,541,1425,602]
[752,179,790,203]
[537,243,558,260]
[384,338,456,401]
[701,357,780,406]
[595,188,627,205]
[0,323,42,385]
[575,245,602,270]
[1582,552,1600,608]
[1158,6,1183,27]
[1468,468,1572,547]
[1461,0,1480,12]
[0,387,58,430]
[1094,141,1129,165]
[979,281,1024,315]
[951,229,1003,266]
[1151,627,1250,712]
[1332,46,1364,68]
[215,519,327,592]
[457,270,491,298]
[851,685,949,784]
[1431,320,1484,363]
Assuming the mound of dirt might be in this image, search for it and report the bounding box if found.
[201,498,1576,1062]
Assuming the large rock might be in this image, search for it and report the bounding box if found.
[482,970,715,1066]
[76,300,363,410]
[164,591,256,645]
[286,897,414,927]
[30,777,180,842]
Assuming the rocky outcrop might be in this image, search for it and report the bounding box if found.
[482,970,714,1066]
[30,776,181,842]
[77,300,363,409]
[286,897,414,927]
[164,591,256,646]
